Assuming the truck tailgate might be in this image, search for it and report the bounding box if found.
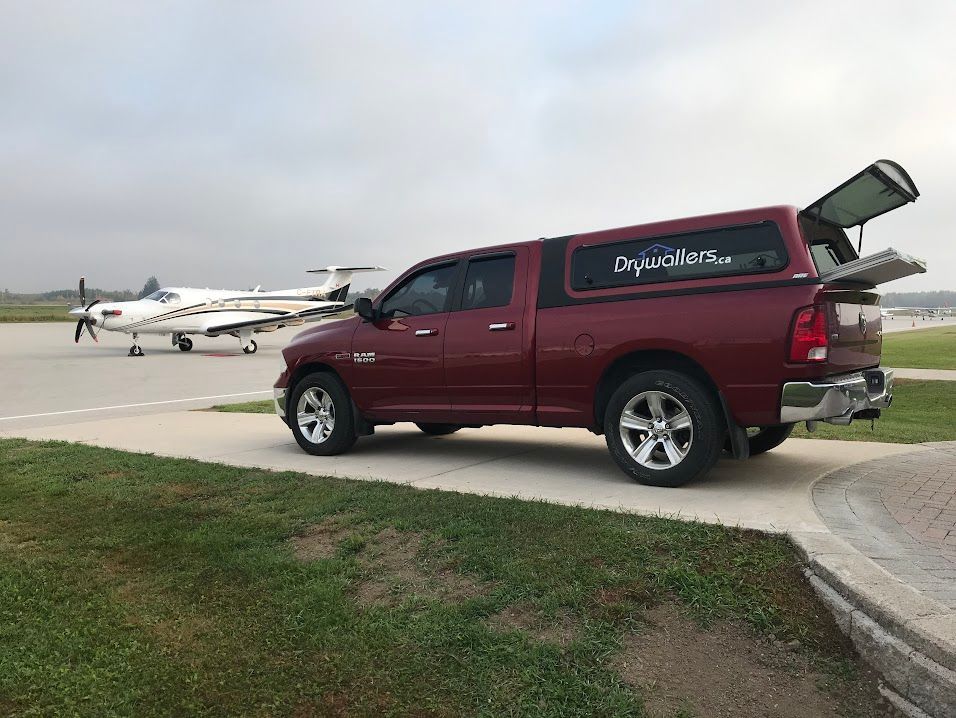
[823,289,882,373]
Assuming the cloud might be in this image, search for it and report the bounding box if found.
[0,0,953,293]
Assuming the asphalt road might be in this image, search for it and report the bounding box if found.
[0,322,288,430]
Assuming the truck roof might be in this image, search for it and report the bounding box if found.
[426,205,802,265]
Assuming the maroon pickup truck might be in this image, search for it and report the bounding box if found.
[274,160,924,487]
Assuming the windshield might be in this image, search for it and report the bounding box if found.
[799,216,858,274]
[144,290,181,305]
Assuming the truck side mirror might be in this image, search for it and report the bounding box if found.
[354,296,376,322]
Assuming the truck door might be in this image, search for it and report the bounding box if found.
[443,248,534,422]
[350,261,459,420]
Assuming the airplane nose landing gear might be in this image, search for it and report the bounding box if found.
[243,340,258,354]
[128,333,144,357]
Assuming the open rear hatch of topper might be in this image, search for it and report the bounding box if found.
[801,159,926,286]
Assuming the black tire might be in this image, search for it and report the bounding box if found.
[745,424,795,456]
[604,370,724,487]
[288,372,357,456]
[415,423,462,436]
[178,338,193,352]
[723,423,795,456]
[243,340,258,355]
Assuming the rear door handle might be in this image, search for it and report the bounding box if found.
[415,328,439,336]
[488,322,515,331]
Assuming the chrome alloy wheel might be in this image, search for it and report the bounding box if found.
[297,387,336,444]
[618,390,693,470]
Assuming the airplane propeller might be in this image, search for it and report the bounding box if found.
[72,276,101,343]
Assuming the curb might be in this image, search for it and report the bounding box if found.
[792,531,956,718]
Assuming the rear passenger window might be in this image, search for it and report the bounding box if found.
[460,255,515,310]
[570,222,788,290]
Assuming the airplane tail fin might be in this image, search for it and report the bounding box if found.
[305,266,385,299]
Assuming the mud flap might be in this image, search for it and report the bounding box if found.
[719,391,750,460]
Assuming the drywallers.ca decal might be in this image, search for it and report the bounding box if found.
[613,243,732,278]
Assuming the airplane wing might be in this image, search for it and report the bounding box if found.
[201,303,353,336]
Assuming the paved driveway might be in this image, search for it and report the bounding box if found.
[0,410,920,534]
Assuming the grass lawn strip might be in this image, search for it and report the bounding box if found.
[216,379,956,444]
[0,305,72,323]
[0,439,890,716]
[881,325,956,370]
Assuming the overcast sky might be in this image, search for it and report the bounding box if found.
[1,1,954,294]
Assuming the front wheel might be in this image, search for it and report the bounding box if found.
[604,370,724,487]
[178,337,193,352]
[243,340,258,355]
[289,373,357,456]
[415,423,462,436]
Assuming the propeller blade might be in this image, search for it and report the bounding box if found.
[84,317,98,343]
[79,276,86,305]
[74,319,85,343]
[85,298,101,311]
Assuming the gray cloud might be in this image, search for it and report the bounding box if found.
[1,0,953,293]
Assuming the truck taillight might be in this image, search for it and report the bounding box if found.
[789,305,828,362]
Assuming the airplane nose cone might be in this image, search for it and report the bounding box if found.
[68,307,86,318]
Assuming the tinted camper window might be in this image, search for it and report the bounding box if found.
[570,222,788,291]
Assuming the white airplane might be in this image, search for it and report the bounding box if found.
[881,306,952,320]
[69,266,383,356]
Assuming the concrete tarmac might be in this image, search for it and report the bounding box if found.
[0,322,289,431]
[881,315,956,333]
[0,409,921,533]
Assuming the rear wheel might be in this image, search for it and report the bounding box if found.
[745,424,795,456]
[289,373,357,456]
[604,370,723,487]
[178,337,193,352]
[415,423,462,436]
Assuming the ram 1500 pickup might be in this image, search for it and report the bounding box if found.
[274,160,924,486]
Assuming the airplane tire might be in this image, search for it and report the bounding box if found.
[129,346,144,357]
[243,340,258,355]
[178,338,193,352]
[289,372,357,456]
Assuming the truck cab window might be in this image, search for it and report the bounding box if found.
[379,263,457,318]
[460,255,515,310]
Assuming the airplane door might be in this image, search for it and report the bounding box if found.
[349,261,459,420]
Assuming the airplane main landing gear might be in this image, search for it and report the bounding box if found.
[129,333,144,357]
[242,340,258,355]
[173,333,193,352]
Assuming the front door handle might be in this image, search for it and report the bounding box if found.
[488,322,515,331]
[415,328,439,337]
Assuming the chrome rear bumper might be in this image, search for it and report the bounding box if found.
[780,368,894,424]
[274,387,287,419]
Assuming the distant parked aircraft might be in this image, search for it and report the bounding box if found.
[69,267,383,356]
[881,306,952,320]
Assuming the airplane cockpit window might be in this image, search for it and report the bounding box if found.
[163,292,182,305]
[145,290,167,301]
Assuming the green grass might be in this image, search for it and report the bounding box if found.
[881,325,956,370]
[793,379,956,443]
[217,380,956,445]
[0,440,874,717]
[0,304,72,322]
[209,399,275,413]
